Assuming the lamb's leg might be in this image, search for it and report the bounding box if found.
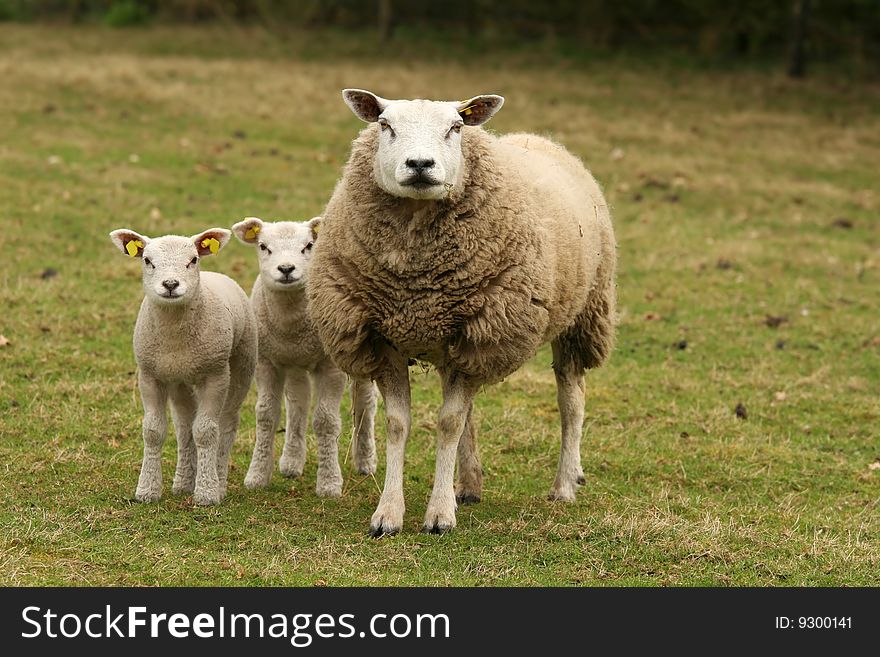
[423,370,479,534]
[135,372,168,503]
[217,351,253,499]
[244,358,283,489]
[279,369,310,478]
[191,370,229,506]
[312,362,346,498]
[454,402,482,505]
[350,378,378,475]
[170,384,197,495]
[548,340,586,502]
[369,352,411,537]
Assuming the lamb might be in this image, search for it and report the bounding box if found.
[307,90,617,535]
[109,227,257,506]
[231,216,377,497]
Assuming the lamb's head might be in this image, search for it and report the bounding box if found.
[232,216,320,291]
[342,89,504,200]
[109,228,231,306]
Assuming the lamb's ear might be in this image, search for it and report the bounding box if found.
[231,217,264,245]
[307,216,321,240]
[192,228,231,257]
[110,229,150,258]
[342,89,387,123]
[457,94,505,126]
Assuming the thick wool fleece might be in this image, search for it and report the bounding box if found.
[308,125,616,384]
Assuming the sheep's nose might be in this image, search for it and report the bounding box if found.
[405,158,435,171]
[277,264,295,275]
[162,279,179,291]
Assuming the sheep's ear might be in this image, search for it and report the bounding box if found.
[110,229,150,258]
[307,216,321,240]
[457,94,504,126]
[192,228,231,257]
[342,89,387,123]
[232,217,264,245]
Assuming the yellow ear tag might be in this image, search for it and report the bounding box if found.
[463,107,474,116]
[126,239,143,257]
[245,225,260,241]
[312,223,320,234]
[202,237,220,254]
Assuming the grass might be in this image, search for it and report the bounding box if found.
[0,24,878,586]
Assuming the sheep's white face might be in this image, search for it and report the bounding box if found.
[109,228,230,306]
[342,89,504,201]
[231,217,320,291]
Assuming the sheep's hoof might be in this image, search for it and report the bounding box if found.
[455,493,481,505]
[279,461,304,479]
[422,501,456,535]
[369,502,404,537]
[354,459,377,476]
[368,525,399,538]
[547,486,577,502]
[576,475,587,486]
[243,471,271,490]
[420,523,454,535]
[172,482,195,496]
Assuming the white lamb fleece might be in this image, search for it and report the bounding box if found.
[231,216,377,497]
[109,227,257,506]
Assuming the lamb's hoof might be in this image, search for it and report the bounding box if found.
[279,458,304,479]
[134,489,162,504]
[547,484,577,502]
[354,458,377,476]
[455,493,481,505]
[193,489,221,506]
[316,480,343,498]
[368,525,399,538]
[172,481,195,496]
[421,522,454,535]
[244,470,271,490]
[576,475,586,485]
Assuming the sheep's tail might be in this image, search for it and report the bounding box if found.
[554,272,617,372]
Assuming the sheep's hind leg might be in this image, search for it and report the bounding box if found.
[217,360,252,499]
[312,362,346,497]
[369,352,411,537]
[244,358,283,489]
[170,384,197,495]
[423,370,479,534]
[135,372,168,503]
[191,371,229,506]
[351,378,378,475]
[279,369,310,478]
[454,402,482,505]
[548,340,586,502]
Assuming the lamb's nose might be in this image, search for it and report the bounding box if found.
[405,158,435,171]
[162,279,179,291]
[277,264,295,275]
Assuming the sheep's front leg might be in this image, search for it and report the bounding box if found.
[312,362,346,498]
[370,352,411,537]
[192,370,229,506]
[279,369,310,478]
[423,370,479,534]
[455,402,482,504]
[170,384,197,495]
[548,341,586,502]
[351,378,378,475]
[135,372,168,503]
[244,358,283,489]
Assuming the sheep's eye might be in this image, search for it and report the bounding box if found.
[143,257,153,268]
[259,243,270,254]
[378,118,394,137]
[188,256,198,267]
[302,241,314,253]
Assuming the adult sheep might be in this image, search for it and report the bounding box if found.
[308,89,617,535]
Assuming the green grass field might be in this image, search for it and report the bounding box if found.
[0,25,878,586]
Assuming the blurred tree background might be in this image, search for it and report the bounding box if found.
[0,0,876,76]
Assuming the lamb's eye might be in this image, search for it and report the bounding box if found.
[378,118,394,137]
[188,256,198,267]
[143,257,153,268]
[259,243,271,254]
[447,122,463,138]
[302,241,314,253]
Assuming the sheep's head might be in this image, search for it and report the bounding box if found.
[109,228,230,306]
[342,89,504,201]
[232,217,320,291]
